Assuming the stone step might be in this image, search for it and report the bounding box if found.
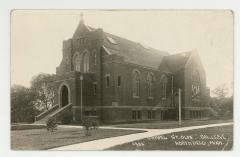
[34,103,73,124]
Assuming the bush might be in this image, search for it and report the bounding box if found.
[46,117,57,132]
[92,119,99,130]
[82,117,99,136]
[61,110,73,124]
[82,118,92,136]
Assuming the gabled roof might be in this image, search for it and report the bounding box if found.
[162,51,192,72]
[72,22,169,69]
[102,32,169,69]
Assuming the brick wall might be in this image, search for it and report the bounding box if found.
[102,55,173,108]
[51,24,209,123]
[183,52,208,119]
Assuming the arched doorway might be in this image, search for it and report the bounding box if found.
[59,84,72,124]
[61,85,69,107]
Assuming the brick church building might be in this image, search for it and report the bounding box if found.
[36,17,210,123]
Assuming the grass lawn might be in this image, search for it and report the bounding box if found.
[11,127,145,150]
[11,124,45,130]
[108,125,233,150]
[110,119,233,129]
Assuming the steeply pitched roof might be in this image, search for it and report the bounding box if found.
[162,51,192,72]
[73,22,169,69]
[102,32,169,69]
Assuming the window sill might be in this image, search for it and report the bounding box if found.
[133,96,140,99]
[132,119,142,121]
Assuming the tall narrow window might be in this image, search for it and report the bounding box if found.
[79,37,86,45]
[132,110,137,120]
[160,75,168,99]
[105,75,110,88]
[132,70,140,97]
[83,52,89,72]
[117,75,121,87]
[162,83,166,98]
[147,73,154,98]
[192,70,200,82]
[93,51,97,65]
[93,82,97,96]
[192,70,201,101]
[137,110,142,119]
[152,110,156,119]
[148,111,152,119]
[73,53,81,71]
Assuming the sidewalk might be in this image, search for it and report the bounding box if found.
[50,122,232,150]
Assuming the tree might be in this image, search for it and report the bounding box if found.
[212,84,228,100]
[210,84,233,118]
[30,73,55,111]
[11,85,38,123]
[223,96,233,116]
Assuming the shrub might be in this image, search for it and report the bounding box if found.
[82,117,99,136]
[82,118,92,136]
[46,117,57,132]
[92,119,99,130]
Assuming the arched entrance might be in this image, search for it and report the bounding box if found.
[59,83,72,124]
[61,85,69,107]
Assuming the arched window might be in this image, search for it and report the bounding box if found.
[192,70,200,83]
[83,51,90,72]
[132,70,140,97]
[160,74,168,99]
[147,73,154,98]
[93,51,97,65]
[73,53,81,71]
[192,70,201,100]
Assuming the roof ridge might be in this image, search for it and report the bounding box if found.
[104,31,169,56]
[79,24,168,69]
[166,51,192,57]
[85,24,168,55]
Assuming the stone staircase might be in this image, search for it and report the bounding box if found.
[34,103,73,124]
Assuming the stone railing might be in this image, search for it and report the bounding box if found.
[48,103,73,120]
[35,104,59,121]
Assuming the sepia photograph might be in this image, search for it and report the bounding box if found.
[10,10,233,151]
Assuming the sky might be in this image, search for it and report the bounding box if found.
[11,10,233,94]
